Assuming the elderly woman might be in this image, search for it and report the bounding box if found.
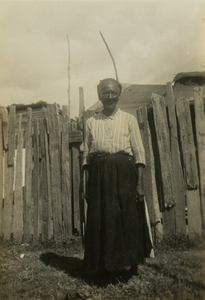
[83,78,152,277]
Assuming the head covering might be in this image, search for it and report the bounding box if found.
[97,78,122,97]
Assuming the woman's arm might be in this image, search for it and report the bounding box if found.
[136,163,145,202]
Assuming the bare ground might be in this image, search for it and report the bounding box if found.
[0,236,205,300]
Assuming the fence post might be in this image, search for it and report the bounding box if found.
[2,106,16,240]
[47,104,62,242]
[71,120,81,235]
[62,105,72,240]
[166,83,186,234]
[13,114,24,243]
[151,94,176,236]
[43,111,53,240]
[194,87,205,234]
[136,106,162,240]
[33,118,39,243]
[7,106,16,167]
[176,97,201,238]
[79,87,86,235]
[24,107,33,243]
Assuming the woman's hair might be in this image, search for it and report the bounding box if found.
[97,78,122,96]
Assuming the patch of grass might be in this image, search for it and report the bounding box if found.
[155,233,205,252]
[0,236,205,300]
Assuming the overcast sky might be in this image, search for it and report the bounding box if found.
[0,1,205,117]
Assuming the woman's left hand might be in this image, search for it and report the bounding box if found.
[136,183,144,202]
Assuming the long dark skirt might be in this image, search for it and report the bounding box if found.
[84,153,152,273]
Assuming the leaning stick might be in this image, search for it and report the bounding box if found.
[66,35,70,117]
[100,31,119,81]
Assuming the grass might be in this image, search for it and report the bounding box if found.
[0,235,204,300]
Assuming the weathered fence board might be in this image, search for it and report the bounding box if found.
[166,83,186,234]
[47,104,62,241]
[0,114,3,237]
[176,97,201,237]
[44,116,53,240]
[13,114,24,242]
[1,106,9,150]
[7,106,16,166]
[194,87,205,232]
[62,105,72,239]
[32,118,39,242]
[24,108,33,243]
[151,94,176,208]
[78,90,86,234]
[2,151,13,240]
[176,97,199,189]
[2,106,16,240]
[72,143,81,235]
[186,190,202,238]
[72,119,81,235]
[78,87,85,131]
[151,94,176,235]
[136,106,162,238]
[39,117,48,241]
[69,130,83,143]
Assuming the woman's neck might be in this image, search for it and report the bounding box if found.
[102,107,118,117]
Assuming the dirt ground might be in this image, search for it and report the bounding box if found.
[0,236,205,300]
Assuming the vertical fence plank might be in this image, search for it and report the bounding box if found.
[44,115,53,240]
[79,88,86,235]
[0,114,3,237]
[24,108,33,243]
[7,106,16,166]
[71,120,81,235]
[78,87,85,131]
[176,97,201,238]
[186,189,202,239]
[13,114,24,243]
[3,151,13,240]
[72,143,81,235]
[39,117,48,241]
[151,94,176,235]
[136,107,162,239]
[166,83,186,234]
[194,87,205,233]
[151,94,175,207]
[62,105,72,240]
[47,104,62,241]
[32,118,39,242]
[1,106,8,150]
[176,98,199,189]
[2,106,16,240]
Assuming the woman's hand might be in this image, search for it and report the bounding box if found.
[136,183,144,202]
[135,163,145,202]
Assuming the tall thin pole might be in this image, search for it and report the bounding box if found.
[100,31,119,81]
[66,35,70,117]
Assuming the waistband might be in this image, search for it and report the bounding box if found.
[89,151,134,161]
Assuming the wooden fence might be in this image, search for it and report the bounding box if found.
[0,84,204,244]
[136,84,204,240]
[0,103,84,243]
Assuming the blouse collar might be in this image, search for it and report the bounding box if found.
[101,108,120,120]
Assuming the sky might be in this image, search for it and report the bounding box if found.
[0,1,205,117]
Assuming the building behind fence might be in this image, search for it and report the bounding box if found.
[0,83,204,244]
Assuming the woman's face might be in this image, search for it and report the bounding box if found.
[100,83,121,113]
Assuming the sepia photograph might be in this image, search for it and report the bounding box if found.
[0,0,205,299]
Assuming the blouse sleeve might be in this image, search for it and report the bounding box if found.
[83,119,91,166]
[129,116,146,166]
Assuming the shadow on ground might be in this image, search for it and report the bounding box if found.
[40,252,132,287]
